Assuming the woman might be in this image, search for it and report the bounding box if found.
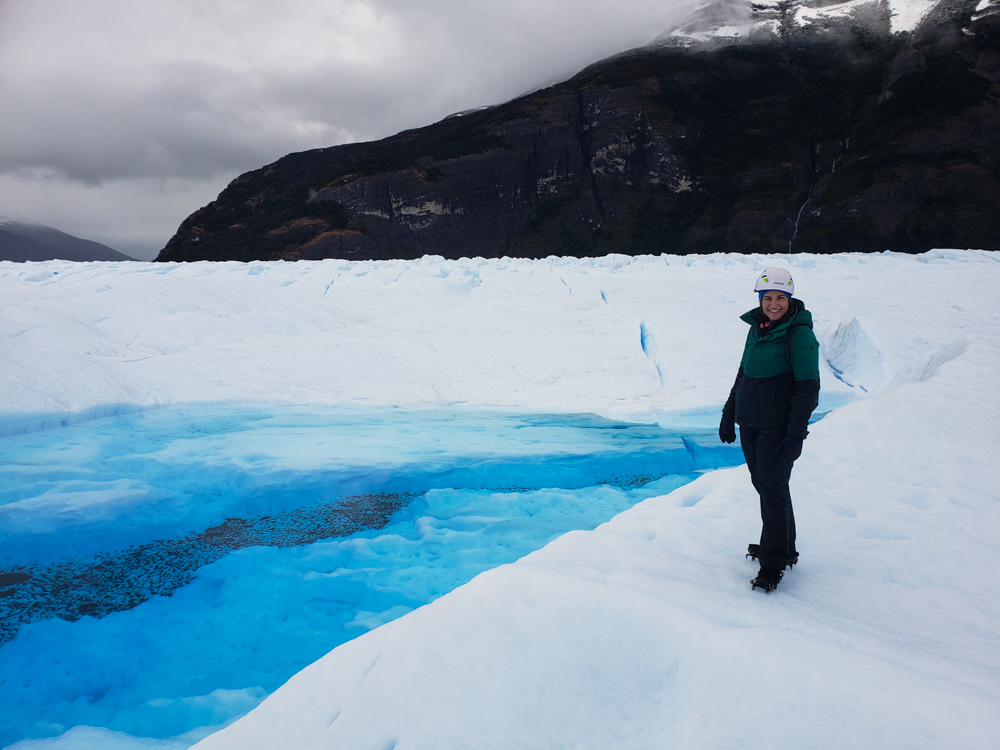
[719,267,820,592]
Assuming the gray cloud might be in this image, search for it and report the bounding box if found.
[0,0,698,256]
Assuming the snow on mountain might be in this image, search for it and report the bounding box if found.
[659,0,942,45]
[886,0,943,30]
[971,0,1000,23]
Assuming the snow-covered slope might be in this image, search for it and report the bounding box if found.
[191,336,1000,750]
[1,251,997,434]
[971,0,1000,25]
[659,0,941,46]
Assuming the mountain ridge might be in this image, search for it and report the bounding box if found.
[158,0,999,262]
[0,221,135,263]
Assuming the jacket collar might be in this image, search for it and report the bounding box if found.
[740,298,809,338]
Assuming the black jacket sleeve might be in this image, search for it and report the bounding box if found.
[786,379,820,440]
[722,367,743,418]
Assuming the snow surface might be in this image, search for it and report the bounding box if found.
[887,0,941,31]
[196,341,1000,750]
[797,0,883,25]
[2,250,999,749]
[971,0,1000,20]
[2,251,996,431]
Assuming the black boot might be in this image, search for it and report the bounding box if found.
[751,567,783,593]
[747,544,799,567]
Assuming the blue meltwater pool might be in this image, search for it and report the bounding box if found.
[0,406,743,747]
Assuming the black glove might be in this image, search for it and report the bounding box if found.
[719,414,737,444]
[775,436,803,464]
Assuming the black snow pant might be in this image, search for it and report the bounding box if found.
[740,426,797,571]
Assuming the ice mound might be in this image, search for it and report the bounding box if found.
[823,317,887,393]
[888,337,972,389]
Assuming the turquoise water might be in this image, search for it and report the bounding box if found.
[0,406,743,746]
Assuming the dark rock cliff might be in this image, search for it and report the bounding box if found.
[158,2,999,261]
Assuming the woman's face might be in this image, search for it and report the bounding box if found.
[760,291,790,321]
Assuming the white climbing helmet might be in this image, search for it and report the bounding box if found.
[754,267,794,296]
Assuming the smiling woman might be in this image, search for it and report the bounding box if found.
[759,289,789,321]
[720,267,820,592]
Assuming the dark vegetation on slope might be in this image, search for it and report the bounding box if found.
[158,1,999,262]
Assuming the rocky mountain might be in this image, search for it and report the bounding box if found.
[158,0,999,262]
[0,221,134,262]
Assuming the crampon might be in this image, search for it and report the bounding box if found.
[746,543,799,568]
[751,568,784,593]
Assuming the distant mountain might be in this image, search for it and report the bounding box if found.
[0,222,135,262]
[158,0,999,262]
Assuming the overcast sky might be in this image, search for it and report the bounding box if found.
[0,0,698,259]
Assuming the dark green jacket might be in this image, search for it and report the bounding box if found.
[723,299,820,439]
